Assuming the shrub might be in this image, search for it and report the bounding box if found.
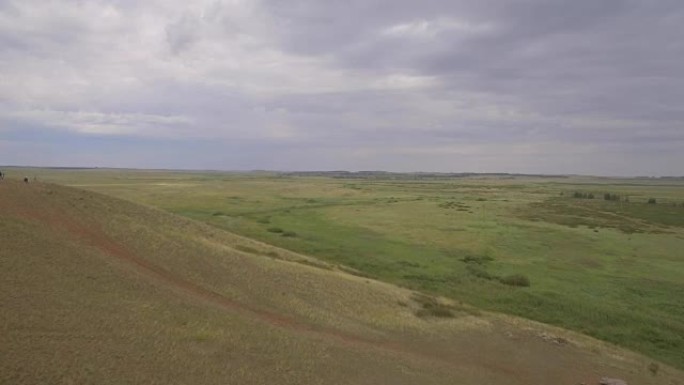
[604,193,621,201]
[499,274,531,287]
[267,227,283,233]
[282,231,297,237]
[256,217,270,224]
[412,293,455,318]
[572,192,594,199]
[648,362,660,376]
[461,255,494,265]
[648,198,657,204]
[466,264,493,280]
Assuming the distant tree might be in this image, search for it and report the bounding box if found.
[648,198,657,204]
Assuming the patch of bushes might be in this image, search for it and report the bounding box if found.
[572,192,595,199]
[411,293,455,318]
[396,260,421,268]
[439,201,469,209]
[498,274,531,287]
[256,217,270,224]
[211,211,226,216]
[267,227,283,233]
[648,198,657,204]
[461,255,494,264]
[466,264,493,280]
[460,255,530,287]
[648,362,660,375]
[281,231,297,237]
[604,193,621,201]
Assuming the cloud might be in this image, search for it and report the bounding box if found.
[5,109,193,137]
[0,0,683,175]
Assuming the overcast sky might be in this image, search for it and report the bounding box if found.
[1,0,683,175]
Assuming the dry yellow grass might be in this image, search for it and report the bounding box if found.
[1,180,682,384]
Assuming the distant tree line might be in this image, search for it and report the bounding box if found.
[572,191,595,199]
[603,193,622,201]
[567,191,669,205]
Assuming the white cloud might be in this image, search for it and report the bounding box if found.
[7,109,192,137]
[381,17,492,39]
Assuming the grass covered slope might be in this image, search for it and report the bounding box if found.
[1,179,682,384]
[40,169,684,368]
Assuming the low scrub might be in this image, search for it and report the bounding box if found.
[267,227,283,233]
[499,274,531,287]
[411,293,455,319]
[461,255,494,265]
[466,264,494,280]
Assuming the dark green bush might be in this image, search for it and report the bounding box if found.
[412,293,455,318]
[267,227,283,233]
[499,274,531,287]
[282,231,297,237]
[466,264,493,280]
[461,255,494,265]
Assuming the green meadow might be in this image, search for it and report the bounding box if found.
[24,169,684,368]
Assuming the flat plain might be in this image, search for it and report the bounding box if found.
[19,168,684,371]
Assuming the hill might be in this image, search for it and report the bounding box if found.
[1,180,681,384]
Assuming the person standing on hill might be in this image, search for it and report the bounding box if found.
[0,170,4,180]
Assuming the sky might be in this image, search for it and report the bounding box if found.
[1,0,683,176]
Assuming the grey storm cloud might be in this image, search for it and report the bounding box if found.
[0,0,683,175]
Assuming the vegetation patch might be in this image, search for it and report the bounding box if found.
[411,293,480,318]
[461,255,494,265]
[498,274,531,287]
[411,293,455,318]
[234,245,258,254]
[438,201,469,209]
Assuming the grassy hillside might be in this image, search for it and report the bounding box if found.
[18,168,684,370]
[2,178,682,384]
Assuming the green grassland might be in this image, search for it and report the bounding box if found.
[16,168,684,369]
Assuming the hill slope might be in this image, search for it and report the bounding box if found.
[1,180,681,384]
